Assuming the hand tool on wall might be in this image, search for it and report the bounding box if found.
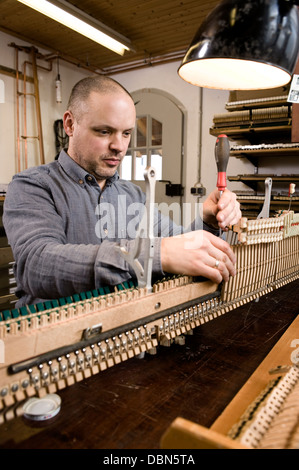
[257,177,272,219]
[288,183,296,211]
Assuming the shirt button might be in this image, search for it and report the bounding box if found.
[78,179,84,185]
[87,176,93,181]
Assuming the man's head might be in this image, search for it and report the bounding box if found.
[63,75,136,188]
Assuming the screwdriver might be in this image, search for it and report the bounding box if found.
[215,134,230,236]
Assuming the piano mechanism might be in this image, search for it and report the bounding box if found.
[211,93,291,128]
[161,315,299,450]
[1,165,299,424]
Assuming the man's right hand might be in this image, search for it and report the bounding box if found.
[161,230,236,283]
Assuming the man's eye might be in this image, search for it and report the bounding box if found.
[96,129,109,135]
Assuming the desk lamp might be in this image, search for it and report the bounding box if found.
[178,0,299,90]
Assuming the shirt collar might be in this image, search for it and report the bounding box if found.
[57,149,120,186]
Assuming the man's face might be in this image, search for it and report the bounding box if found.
[64,90,136,187]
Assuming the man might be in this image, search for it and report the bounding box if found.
[3,76,241,308]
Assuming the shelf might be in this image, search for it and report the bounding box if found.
[225,95,289,111]
[230,146,299,165]
[231,146,299,157]
[229,174,299,180]
[210,123,291,141]
[228,174,299,191]
[212,92,299,214]
[237,198,299,206]
[236,199,299,219]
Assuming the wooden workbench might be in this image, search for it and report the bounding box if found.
[0,279,298,450]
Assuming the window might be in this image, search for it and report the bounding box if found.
[121,115,163,181]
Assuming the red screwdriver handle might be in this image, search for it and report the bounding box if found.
[215,134,230,192]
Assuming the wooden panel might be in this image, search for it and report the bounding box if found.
[211,315,299,436]
[161,315,299,449]
[0,279,298,449]
[0,0,220,72]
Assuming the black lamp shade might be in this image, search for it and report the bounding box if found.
[178,0,299,90]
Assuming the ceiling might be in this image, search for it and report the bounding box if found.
[0,0,220,74]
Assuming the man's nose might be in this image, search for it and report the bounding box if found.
[109,133,126,153]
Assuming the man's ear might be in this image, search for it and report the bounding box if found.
[63,111,74,137]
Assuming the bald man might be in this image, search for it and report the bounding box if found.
[3,76,241,307]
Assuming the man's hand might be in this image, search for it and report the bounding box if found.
[203,188,241,231]
[161,230,236,283]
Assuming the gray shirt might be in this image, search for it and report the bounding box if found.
[3,150,217,307]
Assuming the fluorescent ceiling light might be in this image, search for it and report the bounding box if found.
[17,0,132,56]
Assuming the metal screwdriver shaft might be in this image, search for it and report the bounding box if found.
[215,134,230,237]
